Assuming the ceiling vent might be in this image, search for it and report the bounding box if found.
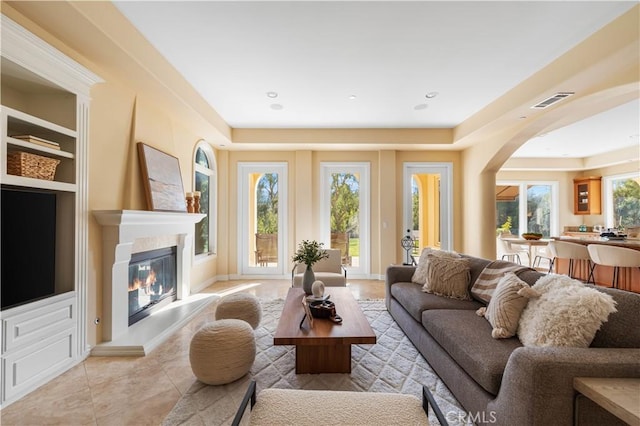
[531,92,575,109]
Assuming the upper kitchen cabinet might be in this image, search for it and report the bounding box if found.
[573,176,602,215]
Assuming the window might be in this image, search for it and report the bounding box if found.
[603,172,640,229]
[320,163,370,277]
[238,163,288,275]
[193,141,216,256]
[496,181,558,237]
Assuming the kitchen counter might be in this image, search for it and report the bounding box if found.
[551,237,639,293]
[555,236,640,250]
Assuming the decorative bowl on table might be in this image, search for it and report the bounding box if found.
[521,233,543,240]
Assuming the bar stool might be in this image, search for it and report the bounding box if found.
[587,244,640,289]
[547,240,592,282]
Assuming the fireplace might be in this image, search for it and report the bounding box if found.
[93,210,205,344]
[128,247,177,326]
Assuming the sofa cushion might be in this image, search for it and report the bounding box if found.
[422,309,522,395]
[390,282,482,322]
[518,274,617,348]
[590,285,640,348]
[422,254,471,300]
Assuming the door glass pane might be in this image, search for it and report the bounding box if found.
[411,173,441,252]
[195,171,209,254]
[526,185,551,237]
[496,185,519,235]
[252,172,279,267]
[330,173,358,267]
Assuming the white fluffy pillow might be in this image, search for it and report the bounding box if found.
[411,248,459,285]
[517,274,617,348]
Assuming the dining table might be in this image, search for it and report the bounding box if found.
[502,237,552,267]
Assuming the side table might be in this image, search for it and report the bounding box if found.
[573,377,640,425]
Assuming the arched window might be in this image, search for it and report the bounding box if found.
[193,141,216,256]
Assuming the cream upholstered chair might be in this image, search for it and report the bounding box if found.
[587,244,640,289]
[547,240,592,281]
[292,249,347,288]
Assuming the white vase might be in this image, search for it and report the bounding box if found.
[302,265,315,295]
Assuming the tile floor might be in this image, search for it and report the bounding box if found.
[0,279,385,425]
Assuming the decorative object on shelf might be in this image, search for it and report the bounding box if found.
[292,240,329,295]
[186,192,194,213]
[521,233,543,240]
[193,191,201,213]
[311,280,325,298]
[578,224,587,232]
[7,151,60,181]
[401,229,416,265]
[137,143,187,212]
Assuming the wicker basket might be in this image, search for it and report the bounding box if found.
[7,151,60,181]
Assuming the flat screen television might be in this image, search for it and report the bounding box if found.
[1,187,57,310]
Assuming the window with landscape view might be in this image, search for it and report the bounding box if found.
[603,173,640,229]
[321,163,370,276]
[496,182,558,238]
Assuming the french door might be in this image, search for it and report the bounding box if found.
[320,162,370,277]
[403,163,453,252]
[238,162,288,275]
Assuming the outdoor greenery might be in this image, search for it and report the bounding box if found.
[496,185,551,237]
[330,173,359,234]
[292,240,329,267]
[257,173,278,234]
[613,178,640,227]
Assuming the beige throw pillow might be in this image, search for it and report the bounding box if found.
[411,248,460,285]
[476,272,539,339]
[421,254,471,300]
[517,274,617,348]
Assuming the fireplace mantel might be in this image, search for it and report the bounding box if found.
[93,210,206,346]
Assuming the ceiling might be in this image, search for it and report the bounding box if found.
[113,1,639,158]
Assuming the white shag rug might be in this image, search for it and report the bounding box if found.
[163,299,466,426]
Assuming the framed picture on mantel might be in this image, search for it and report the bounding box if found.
[137,142,187,212]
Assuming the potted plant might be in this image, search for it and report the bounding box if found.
[292,240,329,294]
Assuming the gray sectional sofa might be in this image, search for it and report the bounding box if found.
[385,254,640,426]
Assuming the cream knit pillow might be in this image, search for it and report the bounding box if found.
[411,248,460,285]
[476,272,538,339]
[422,254,471,300]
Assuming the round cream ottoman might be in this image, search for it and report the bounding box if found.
[215,293,262,329]
[189,319,256,385]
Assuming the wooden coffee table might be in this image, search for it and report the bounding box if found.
[274,287,376,374]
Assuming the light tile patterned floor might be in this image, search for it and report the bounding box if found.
[0,279,385,425]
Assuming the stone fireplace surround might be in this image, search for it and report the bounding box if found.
[92,210,215,356]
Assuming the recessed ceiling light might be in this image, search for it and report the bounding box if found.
[270,103,284,110]
[414,104,428,110]
[266,91,278,98]
[425,92,439,99]
[348,95,357,100]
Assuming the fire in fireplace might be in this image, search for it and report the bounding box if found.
[128,246,177,326]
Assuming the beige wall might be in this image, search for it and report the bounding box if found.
[3,3,637,347]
